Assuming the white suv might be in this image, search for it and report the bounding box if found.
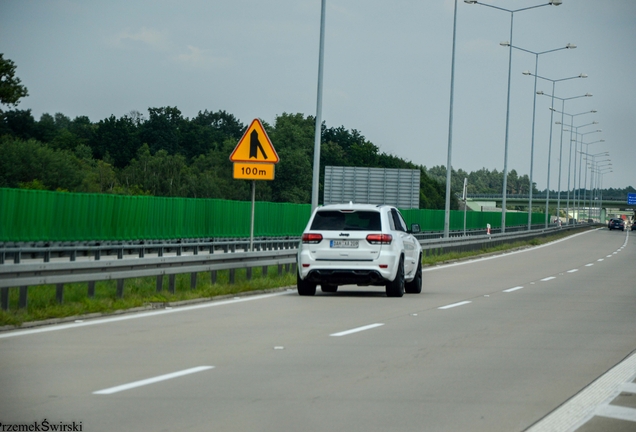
[296,203,423,297]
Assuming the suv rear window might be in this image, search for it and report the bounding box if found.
[310,210,382,231]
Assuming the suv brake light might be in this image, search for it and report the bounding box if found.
[302,233,323,244]
[366,234,392,245]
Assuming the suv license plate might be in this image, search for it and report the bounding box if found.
[330,240,359,248]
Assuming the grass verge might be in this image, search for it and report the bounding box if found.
[0,227,592,328]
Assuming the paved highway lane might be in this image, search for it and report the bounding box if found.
[0,228,634,431]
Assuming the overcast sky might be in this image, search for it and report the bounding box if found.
[2,0,634,192]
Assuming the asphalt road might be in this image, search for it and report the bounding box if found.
[0,228,634,432]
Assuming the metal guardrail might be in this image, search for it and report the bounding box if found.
[0,224,591,310]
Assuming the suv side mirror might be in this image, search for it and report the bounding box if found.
[409,223,421,234]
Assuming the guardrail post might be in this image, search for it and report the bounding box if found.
[246,267,252,280]
[116,280,124,298]
[278,264,283,277]
[1,287,8,310]
[210,271,217,285]
[285,263,290,273]
[19,286,28,308]
[262,266,268,277]
[168,275,176,294]
[95,249,101,261]
[88,281,96,298]
[55,283,63,304]
[190,273,197,289]
[229,269,235,284]
[156,275,163,292]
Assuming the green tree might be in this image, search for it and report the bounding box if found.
[0,54,28,110]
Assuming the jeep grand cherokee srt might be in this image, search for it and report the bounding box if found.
[296,203,423,297]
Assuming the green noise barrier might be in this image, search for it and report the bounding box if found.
[0,188,544,242]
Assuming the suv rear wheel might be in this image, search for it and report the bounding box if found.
[405,255,422,294]
[297,272,316,296]
[385,256,405,297]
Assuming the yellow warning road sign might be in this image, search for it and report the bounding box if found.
[229,119,279,163]
[233,162,275,180]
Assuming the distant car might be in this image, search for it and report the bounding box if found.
[296,203,423,297]
[608,218,625,231]
[632,221,636,231]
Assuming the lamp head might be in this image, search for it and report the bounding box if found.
[579,73,588,78]
[585,93,593,97]
[549,0,563,5]
[566,43,576,49]
[464,0,478,3]
[522,70,532,75]
[500,41,511,47]
[536,90,544,95]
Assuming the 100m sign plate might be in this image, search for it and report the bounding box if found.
[233,163,275,180]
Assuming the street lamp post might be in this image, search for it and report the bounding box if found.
[523,72,588,227]
[560,119,598,223]
[464,0,562,233]
[588,157,611,220]
[577,131,602,221]
[544,93,592,225]
[311,0,327,211]
[549,108,597,224]
[444,0,460,239]
[500,43,575,230]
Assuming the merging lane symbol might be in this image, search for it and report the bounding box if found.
[230,118,279,163]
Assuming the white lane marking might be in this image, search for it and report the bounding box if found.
[598,258,604,262]
[623,383,636,394]
[606,255,613,258]
[503,286,524,293]
[595,404,636,422]
[541,277,556,282]
[586,263,594,267]
[527,352,636,432]
[330,323,384,337]
[438,301,472,310]
[0,292,290,339]
[93,366,214,395]
[567,269,578,273]
[422,229,596,273]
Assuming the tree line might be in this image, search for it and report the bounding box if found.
[1,54,632,209]
[0,107,456,208]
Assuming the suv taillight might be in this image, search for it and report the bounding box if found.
[366,234,392,245]
[302,233,323,244]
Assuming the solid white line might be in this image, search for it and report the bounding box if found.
[330,323,384,337]
[0,292,290,339]
[567,269,579,273]
[622,382,636,394]
[541,277,556,282]
[526,353,636,432]
[503,286,524,293]
[595,404,636,422]
[438,301,472,310]
[93,366,214,395]
[421,229,596,273]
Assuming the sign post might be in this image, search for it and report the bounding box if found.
[229,119,279,251]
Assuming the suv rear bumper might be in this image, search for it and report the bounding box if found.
[305,269,388,286]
